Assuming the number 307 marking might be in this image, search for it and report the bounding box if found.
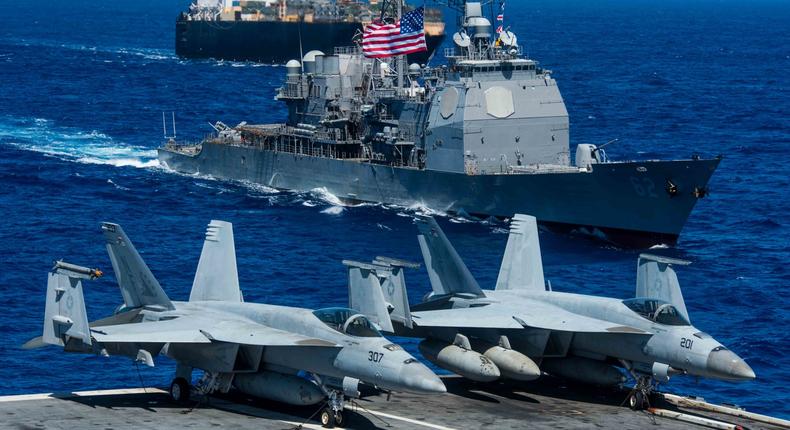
[630,177,658,198]
[368,351,384,363]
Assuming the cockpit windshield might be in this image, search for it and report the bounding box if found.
[312,307,381,337]
[622,298,690,326]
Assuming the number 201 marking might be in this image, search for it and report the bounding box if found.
[368,351,384,363]
[680,338,693,350]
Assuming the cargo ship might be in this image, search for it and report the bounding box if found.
[175,0,446,64]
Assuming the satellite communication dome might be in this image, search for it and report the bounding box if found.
[302,50,324,74]
[408,63,421,75]
[285,59,301,76]
[302,50,325,63]
[466,16,491,39]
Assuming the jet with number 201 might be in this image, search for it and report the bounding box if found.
[346,214,755,410]
[24,220,445,428]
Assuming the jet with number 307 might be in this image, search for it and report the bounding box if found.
[23,220,445,428]
[346,214,754,410]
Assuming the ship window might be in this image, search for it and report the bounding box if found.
[313,307,382,337]
[622,298,690,326]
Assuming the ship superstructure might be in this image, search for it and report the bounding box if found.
[160,2,720,247]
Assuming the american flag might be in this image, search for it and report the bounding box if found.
[362,7,427,59]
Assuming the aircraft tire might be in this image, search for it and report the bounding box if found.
[628,391,645,411]
[320,407,335,428]
[169,377,190,404]
[334,410,345,427]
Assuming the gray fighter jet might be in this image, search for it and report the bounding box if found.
[24,220,445,427]
[346,214,755,410]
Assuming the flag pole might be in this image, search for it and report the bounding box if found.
[397,0,404,94]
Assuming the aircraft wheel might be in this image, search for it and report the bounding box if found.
[169,377,190,404]
[334,410,346,427]
[320,407,336,428]
[628,391,645,411]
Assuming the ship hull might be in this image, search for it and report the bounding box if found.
[175,19,444,64]
[158,143,719,247]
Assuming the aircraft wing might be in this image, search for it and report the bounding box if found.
[201,320,338,347]
[412,301,650,335]
[90,316,213,344]
[512,299,651,334]
[90,316,339,347]
[412,307,524,329]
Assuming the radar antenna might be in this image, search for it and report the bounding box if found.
[162,112,177,142]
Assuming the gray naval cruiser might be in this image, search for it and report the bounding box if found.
[159,2,720,247]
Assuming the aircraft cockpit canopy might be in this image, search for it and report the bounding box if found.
[622,298,690,326]
[313,307,382,337]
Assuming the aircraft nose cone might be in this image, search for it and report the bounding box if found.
[401,363,447,394]
[706,348,756,381]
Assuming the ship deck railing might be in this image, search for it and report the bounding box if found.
[505,164,587,175]
[334,46,362,55]
[444,45,524,62]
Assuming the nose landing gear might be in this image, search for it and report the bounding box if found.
[625,375,656,411]
[318,390,347,428]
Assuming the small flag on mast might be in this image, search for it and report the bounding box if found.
[362,6,428,59]
[496,2,505,34]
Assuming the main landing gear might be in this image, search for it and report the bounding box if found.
[169,377,191,404]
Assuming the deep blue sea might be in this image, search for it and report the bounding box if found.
[1,0,788,420]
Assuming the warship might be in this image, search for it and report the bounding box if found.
[160,1,720,248]
[176,0,446,64]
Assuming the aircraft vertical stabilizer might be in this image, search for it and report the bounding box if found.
[415,217,484,297]
[495,214,545,291]
[373,257,417,329]
[102,222,174,310]
[189,220,242,302]
[636,254,691,322]
[344,260,396,333]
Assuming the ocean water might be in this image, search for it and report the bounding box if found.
[1,0,788,420]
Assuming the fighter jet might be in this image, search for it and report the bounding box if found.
[346,214,755,410]
[23,220,445,427]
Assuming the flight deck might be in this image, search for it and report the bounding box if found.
[1,377,786,430]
